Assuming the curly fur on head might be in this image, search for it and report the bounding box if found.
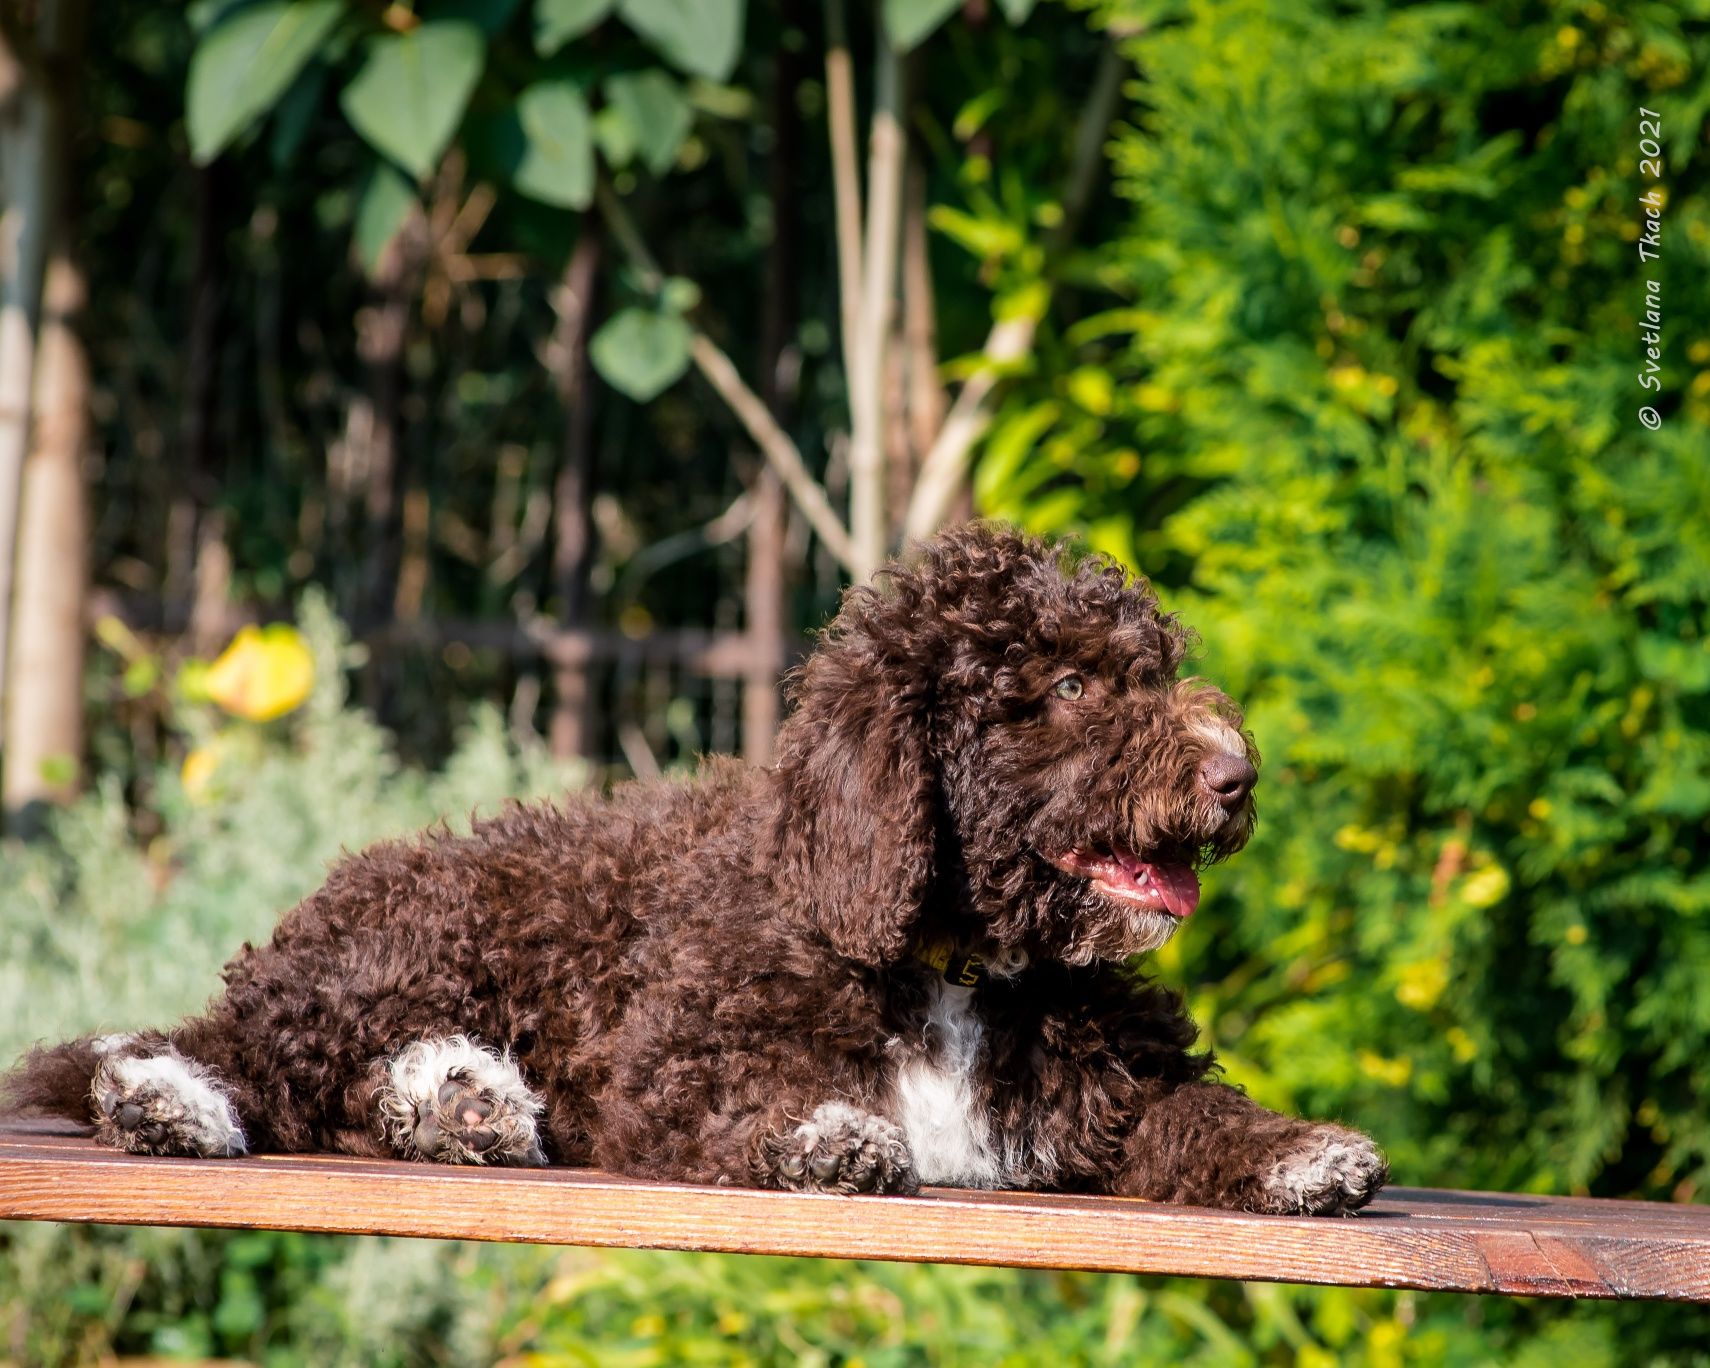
[771,523,1259,968]
[4,522,1384,1216]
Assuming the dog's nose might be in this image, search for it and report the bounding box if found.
[1198,753,1256,810]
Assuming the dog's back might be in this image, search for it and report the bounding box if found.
[5,757,764,1164]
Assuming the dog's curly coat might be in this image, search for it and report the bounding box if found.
[7,525,1386,1214]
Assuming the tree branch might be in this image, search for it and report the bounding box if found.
[902,44,1126,542]
[594,184,860,576]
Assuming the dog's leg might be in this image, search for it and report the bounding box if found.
[757,1101,917,1195]
[373,1036,547,1166]
[89,1035,249,1158]
[1116,1081,1386,1215]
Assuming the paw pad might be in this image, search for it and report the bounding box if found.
[91,1050,247,1158]
[412,1075,529,1161]
[380,1036,546,1167]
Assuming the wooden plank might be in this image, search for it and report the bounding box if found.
[2,1120,1708,1301]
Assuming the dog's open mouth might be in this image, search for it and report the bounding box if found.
[1046,846,1201,919]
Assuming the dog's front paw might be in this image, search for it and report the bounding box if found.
[379,1036,547,1166]
[763,1102,917,1195]
[1258,1124,1387,1216]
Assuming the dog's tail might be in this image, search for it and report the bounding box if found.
[1,1036,105,1123]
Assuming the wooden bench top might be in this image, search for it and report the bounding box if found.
[4,1119,1708,1301]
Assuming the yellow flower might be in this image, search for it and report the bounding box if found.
[204,624,315,722]
[1460,865,1511,909]
[1395,958,1448,1011]
[1134,382,1178,413]
[1358,1051,1413,1088]
[181,744,222,800]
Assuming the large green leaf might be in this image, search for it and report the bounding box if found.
[590,306,692,401]
[186,0,344,164]
[882,0,960,52]
[605,70,692,176]
[617,0,744,82]
[536,0,614,54]
[353,161,417,274]
[340,21,486,178]
[510,81,596,209]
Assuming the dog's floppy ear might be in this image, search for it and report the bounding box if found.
[769,586,935,966]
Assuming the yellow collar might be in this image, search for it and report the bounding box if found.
[910,937,988,988]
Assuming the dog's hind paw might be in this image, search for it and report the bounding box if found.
[1259,1124,1387,1216]
[379,1036,547,1166]
[91,1049,247,1158]
[763,1102,917,1195]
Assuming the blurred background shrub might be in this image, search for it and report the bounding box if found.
[1,0,1707,1361]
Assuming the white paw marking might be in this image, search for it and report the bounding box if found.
[1263,1129,1386,1214]
[887,981,1040,1188]
[793,1101,892,1150]
[379,1035,544,1164]
[96,1049,247,1157]
[782,1101,913,1191]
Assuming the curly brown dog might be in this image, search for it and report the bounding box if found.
[6,524,1386,1214]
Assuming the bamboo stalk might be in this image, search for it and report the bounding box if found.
[0,3,75,751]
[747,4,804,766]
[0,0,81,824]
[823,0,864,407]
[901,155,946,488]
[846,27,904,580]
[3,246,89,824]
[548,227,603,761]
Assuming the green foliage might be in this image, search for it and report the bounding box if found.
[340,22,488,179]
[971,0,1710,1356]
[185,0,343,163]
[536,0,614,55]
[592,304,694,400]
[617,0,746,82]
[352,161,418,272]
[510,79,598,208]
[605,69,693,176]
[886,0,965,52]
[0,597,579,1055]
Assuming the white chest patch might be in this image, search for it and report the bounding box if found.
[888,981,1022,1189]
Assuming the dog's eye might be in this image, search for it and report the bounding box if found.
[1052,675,1085,701]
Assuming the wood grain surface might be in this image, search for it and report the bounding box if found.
[4,1118,1708,1300]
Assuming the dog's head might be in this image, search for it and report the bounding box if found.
[770,522,1258,967]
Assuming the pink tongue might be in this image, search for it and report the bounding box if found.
[1149,863,1201,918]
